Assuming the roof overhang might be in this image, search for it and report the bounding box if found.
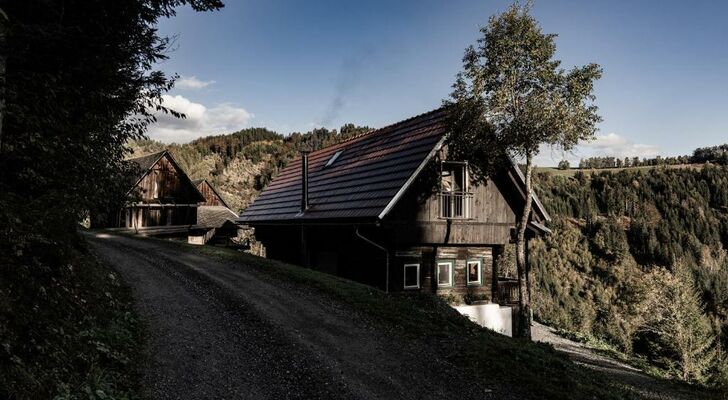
[528,221,552,235]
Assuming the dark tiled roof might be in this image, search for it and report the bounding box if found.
[195,206,239,229]
[239,108,449,222]
[129,150,167,176]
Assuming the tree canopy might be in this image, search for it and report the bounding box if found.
[445,1,602,338]
[445,2,602,179]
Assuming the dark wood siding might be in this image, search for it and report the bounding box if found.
[196,180,228,207]
[385,157,518,246]
[392,246,494,300]
[120,153,203,228]
[132,155,202,204]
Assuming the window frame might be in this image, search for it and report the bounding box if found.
[436,259,454,287]
[403,263,420,289]
[466,258,483,286]
[440,161,469,193]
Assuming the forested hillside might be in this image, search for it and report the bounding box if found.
[128,123,371,211]
[531,166,728,387]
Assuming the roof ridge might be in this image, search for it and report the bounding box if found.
[127,149,167,162]
[308,106,448,155]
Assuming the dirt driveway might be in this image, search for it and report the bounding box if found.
[86,233,501,400]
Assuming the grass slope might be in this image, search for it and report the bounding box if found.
[0,237,142,400]
[145,238,645,400]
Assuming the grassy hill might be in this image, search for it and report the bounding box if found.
[145,235,717,399]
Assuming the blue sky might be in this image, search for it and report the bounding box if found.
[151,0,728,165]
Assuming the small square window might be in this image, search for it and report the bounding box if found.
[403,264,420,289]
[437,260,453,287]
[467,259,482,285]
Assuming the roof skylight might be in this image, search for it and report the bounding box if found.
[325,150,343,168]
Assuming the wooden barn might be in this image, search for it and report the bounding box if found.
[97,150,205,231]
[238,108,550,310]
[188,179,241,245]
[193,179,231,208]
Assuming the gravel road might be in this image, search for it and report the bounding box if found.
[86,233,500,400]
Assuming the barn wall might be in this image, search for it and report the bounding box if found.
[133,155,201,204]
[122,205,198,228]
[197,181,227,207]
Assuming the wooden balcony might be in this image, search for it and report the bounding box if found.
[438,191,473,219]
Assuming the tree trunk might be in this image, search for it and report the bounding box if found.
[516,154,534,339]
[0,8,7,153]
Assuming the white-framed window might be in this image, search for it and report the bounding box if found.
[437,260,454,287]
[403,263,420,289]
[467,258,482,285]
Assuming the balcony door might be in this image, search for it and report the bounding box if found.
[439,161,471,219]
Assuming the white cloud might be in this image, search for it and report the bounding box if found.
[533,133,660,167]
[147,94,253,143]
[175,76,216,90]
[583,132,660,159]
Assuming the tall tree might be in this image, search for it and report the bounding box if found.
[643,262,716,383]
[1,0,223,244]
[445,2,602,338]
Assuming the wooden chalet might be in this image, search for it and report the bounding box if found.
[97,150,205,231]
[238,108,550,308]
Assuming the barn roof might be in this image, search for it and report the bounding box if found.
[195,206,239,229]
[238,107,550,224]
[129,150,167,175]
[239,108,449,223]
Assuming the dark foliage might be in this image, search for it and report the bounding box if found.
[577,143,728,170]
[0,1,222,397]
[532,165,728,386]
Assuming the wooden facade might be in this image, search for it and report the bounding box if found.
[194,179,231,208]
[252,157,539,303]
[95,151,205,229]
[241,108,550,304]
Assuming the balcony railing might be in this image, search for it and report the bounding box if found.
[438,191,473,219]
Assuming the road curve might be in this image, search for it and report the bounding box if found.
[86,233,496,400]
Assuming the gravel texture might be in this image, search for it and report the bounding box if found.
[87,233,499,400]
